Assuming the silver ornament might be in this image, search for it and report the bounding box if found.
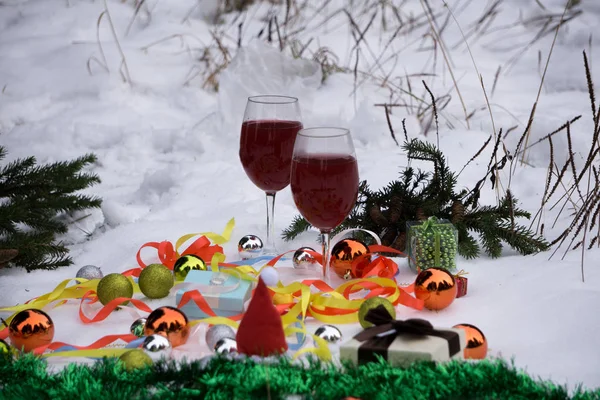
[205,324,235,350]
[214,337,237,355]
[75,265,103,280]
[130,318,147,338]
[314,325,343,344]
[142,334,172,361]
[238,235,264,259]
[292,247,318,269]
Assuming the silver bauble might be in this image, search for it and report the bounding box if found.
[142,334,172,361]
[75,265,104,280]
[205,324,236,350]
[314,325,343,344]
[130,318,147,338]
[238,235,264,259]
[292,247,318,269]
[214,337,237,355]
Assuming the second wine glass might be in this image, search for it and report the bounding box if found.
[239,95,303,255]
[290,127,359,282]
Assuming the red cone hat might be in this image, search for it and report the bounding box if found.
[236,277,288,356]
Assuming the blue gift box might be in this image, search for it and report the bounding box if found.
[175,270,253,319]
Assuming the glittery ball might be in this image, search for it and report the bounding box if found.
[205,324,236,350]
[75,265,104,280]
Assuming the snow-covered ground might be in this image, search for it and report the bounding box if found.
[1,0,599,393]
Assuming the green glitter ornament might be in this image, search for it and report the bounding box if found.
[97,273,134,306]
[173,254,207,281]
[138,264,174,299]
[118,349,153,371]
[358,297,396,329]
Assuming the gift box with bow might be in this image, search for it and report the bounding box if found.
[340,305,466,367]
[406,216,458,273]
[175,270,252,319]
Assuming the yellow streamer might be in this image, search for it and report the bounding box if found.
[41,348,132,359]
[175,218,235,252]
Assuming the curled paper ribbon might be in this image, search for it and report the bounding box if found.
[130,218,235,273]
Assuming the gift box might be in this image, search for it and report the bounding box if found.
[455,275,468,298]
[339,305,466,367]
[175,270,252,319]
[406,216,458,273]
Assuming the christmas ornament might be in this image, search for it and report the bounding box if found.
[139,263,174,299]
[0,338,12,358]
[331,239,370,279]
[407,217,458,273]
[236,277,288,356]
[292,247,317,269]
[119,349,153,370]
[8,309,55,352]
[358,297,396,329]
[96,273,134,306]
[130,318,147,338]
[142,334,172,361]
[414,268,457,311]
[205,324,236,350]
[314,325,343,344]
[238,235,264,259]
[144,306,190,348]
[75,265,103,280]
[343,270,353,280]
[453,324,488,359]
[215,337,237,355]
[258,266,279,287]
[173,255,207,281]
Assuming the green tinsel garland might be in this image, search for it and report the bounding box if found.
[0,354,598,400]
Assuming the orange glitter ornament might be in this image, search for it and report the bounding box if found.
[144,306,190,347]
[8,309,55,352]
[414,267,457,310]
[331,239,370,279]
[453,323,488,359]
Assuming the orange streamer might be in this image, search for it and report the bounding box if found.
[32,334,139,355]
[78,291,153,324]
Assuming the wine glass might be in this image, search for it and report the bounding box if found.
[290,127,359,281]
[239,95,303,254]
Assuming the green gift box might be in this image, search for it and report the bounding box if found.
[406,216,458,273]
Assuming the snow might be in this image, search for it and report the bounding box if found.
[1,0,600,393]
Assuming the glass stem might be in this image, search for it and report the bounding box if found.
[265,192,277,252]
[321,230,332,282]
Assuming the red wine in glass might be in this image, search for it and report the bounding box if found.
[240,120,303,193]
[290,128,359,281]
[290,154,358,231]
[238,95,302,254]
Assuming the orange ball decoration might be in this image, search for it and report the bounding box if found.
[414,267,457,310]
[144,306,190,348]
[331,239,370,279]
[453,323,488,359]
[8,309,55,352]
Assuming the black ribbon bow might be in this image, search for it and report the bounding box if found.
[353,305,460,365]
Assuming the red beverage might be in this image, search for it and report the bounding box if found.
[291,154,359,231]
[239,120,303,193]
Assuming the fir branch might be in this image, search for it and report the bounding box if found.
[281,215,312,241]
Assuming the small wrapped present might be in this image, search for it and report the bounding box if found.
[406,216,458,273]
[175,270,252,319]
[340,305,466,367]
[455,270,468,298]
